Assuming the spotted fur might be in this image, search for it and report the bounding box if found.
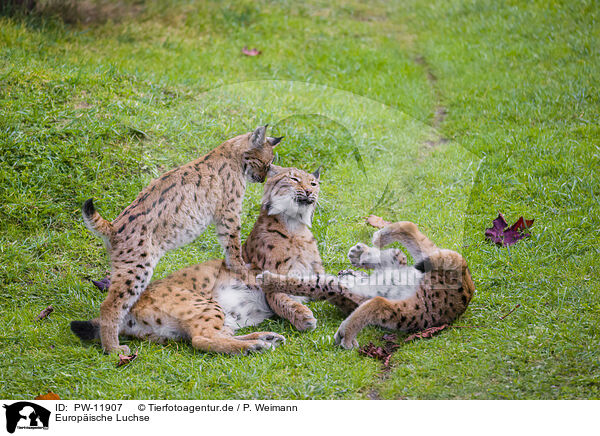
[258,221,475,349]
[71,166,346,354]
[82,125,281,354]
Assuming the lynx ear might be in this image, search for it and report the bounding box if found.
[268,164,285,177]
[312,165,322,180]
[251,124,268,148]
[267,136,284,147]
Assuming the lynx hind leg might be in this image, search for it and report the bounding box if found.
[147,287,272,355]
[348,243,407,270]
[171,295,276,355]
[372,221,438,263]
[334,296,399,349]
[266,292,317,332]
[215,213,245,271]
[191,333,276,355]
[100,277,144,354]
[98,256,158,354]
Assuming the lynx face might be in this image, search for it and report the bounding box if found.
[262,165,321,228]
[242,135,283,183]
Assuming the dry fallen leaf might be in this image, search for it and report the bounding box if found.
[404,324,449,342]
[358,343,389,359]
[358,337,400,367]
[241,46,261,56]
[382,333,398,342]
[36,306,54,321]
[91,276,111,291]
[117,350,138,367]
[366,215,392,229]
[485,213,534,246]
[35,391,60,400]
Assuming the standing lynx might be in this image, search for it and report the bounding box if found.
[71,166,362,354]
[82,125,281,354]
[258,221,475,349]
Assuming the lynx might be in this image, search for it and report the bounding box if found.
[258,221,475,349]
[71,166,361,354]
[82,125,281,353]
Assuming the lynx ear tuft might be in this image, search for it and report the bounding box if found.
[312,165,322,180]
[267,136,284,147]
[251,124,268,148]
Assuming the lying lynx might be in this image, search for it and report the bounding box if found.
[71,166,358,354]
[82,125,281,354]
[258,221,475,349]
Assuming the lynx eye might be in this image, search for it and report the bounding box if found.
[289,177,300,183]
[310,181,318,186]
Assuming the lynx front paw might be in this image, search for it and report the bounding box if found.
[256,271,277,292]
[226,257,249,273]
[256,271,270,280]
[333,323,359,350]
[256,270,277,283]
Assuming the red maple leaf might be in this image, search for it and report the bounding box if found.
[485,213,534,246]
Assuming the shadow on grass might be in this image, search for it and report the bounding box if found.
[1,0,143,25]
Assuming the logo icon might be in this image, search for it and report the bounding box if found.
[3,402,50,434]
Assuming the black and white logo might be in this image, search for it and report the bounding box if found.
[3,402,50,434]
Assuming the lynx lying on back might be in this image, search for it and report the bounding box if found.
[259,221,475,349]
[71,166,352,354]
[82,125,281,354]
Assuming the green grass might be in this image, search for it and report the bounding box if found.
[1,0,598,399]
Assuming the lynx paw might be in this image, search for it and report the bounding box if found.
[334,323,359,350]
[104,344,131,355]
[348,243,374,269]
[256,271,269,280]
[257,270,288,293]
[258,332,286,347]
[256,270,277,283]
[246,340,274,354]
[295,314,317,332]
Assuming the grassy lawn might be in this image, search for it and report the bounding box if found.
[0,0,598,399]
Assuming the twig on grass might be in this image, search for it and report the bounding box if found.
[404,324,449,342]
[499,304,521,320]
